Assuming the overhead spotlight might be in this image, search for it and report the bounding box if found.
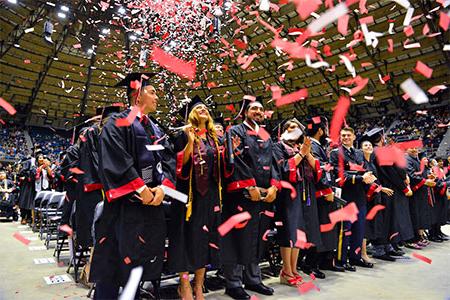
[259,0,270,11]
[101,28,110,35]
[87,48,94,54]
[224,1,232,10]
[129,34,137,41]
[7,0,18,4]
[169,40,177,47]
[60,5,69,12]
[118,6,126,14]
[57,12,66,19]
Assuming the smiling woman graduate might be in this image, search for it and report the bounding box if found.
[89,72,176,300]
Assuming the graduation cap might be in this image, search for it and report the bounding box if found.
[279,118,306,142]
[234,95,263,120]
[305,116,328,136]
[95,105,122,118]
[178,95,205,121]
[359,127,384,147]
[115,72,156,102]
[213,113,224,126]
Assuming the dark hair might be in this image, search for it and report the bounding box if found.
[283,119,302,132]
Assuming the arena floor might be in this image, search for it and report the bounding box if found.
[0,221,449,300]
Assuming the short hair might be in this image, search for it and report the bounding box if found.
[341,126,355,134]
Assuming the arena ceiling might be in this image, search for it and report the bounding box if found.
[0,0,449,128]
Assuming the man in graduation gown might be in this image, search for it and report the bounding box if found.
[405,146,435,246]
[222,98,281,300]
[17,157,36,225]
[60,143,80,227]
[89,73,176,299]
[76,106,120,249]
[306,117,344,273]
[330,127,376,271]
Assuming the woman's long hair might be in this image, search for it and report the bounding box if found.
[187,107,219,145]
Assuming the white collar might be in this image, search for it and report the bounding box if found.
[243,120,259,133]
[310,137,320,145]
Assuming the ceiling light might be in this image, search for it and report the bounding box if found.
[129,35,137,41]
[87,49,94,54]
[8,0,17,4]
[101,28,110,34]
[118,7,126,14]
[57,12,66,19]
[60,5,69,12]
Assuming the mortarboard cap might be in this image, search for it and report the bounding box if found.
[178,95,206,121]
[115,72,156,102]
[95,105,122,118]
[306,116,328,135]
[234,95,263,120]
[360,127,384,146]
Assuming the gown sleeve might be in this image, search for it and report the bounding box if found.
[99,117,145,202]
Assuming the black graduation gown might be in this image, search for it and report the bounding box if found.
[406,155,432,230]
[0,179,15,206]
[435,177,449,225]
[168,133,221,272]
[311,140,337,252]
[376,164,414,242]
[273,141,322,249]
[76,125,103,248]
[60,144,80,226]
[362,155,384,241]
[222,123,281,265]
[17,159,36,210]
[329,146,368,210]
[90,111,176,285]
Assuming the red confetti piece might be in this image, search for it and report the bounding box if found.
[329,96,350,145]
[233,39,248,50]
[298,281,320,294]
[214,206,220,212]
[359,16,374,24]
[375,146,406,168]
[262,229,271,241]
[394,139,423,151]
[366,204,385,220]
[116,106,140,127]
[349,162,365,172]
[412,252,432,264]
[295,229,313,249]
[338,14,350,35]
[320,223,335,232]
[218,212,252,236]
[73,43,81,49]
[202,225,209,232]
[292,0,321,20]
[414,61,433,78]
[280,180,297,199]
[59,224,73,236]
[99,237,107,244]
[389,232,399,240]
[209,243,220,250]
[151,46,196,80]
[439,11,449,31]
[345,231,352,236]
[57,261,65,267]
[69,167,84,174]
[329,202,359,224]
[275,89,308,107]
[262,210,274,218]
[138,235,146,244]
[404,26,414,37]
[124,256,132,265]
[13,232,30,245]
[0,97,17,115]
[387,39,394,53]
[428,85,447,95]
[24,59,31,64]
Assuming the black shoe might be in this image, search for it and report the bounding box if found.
[349,258,374,268]
[245,283,274,296]
[320,264,345,272]
[388,249,405,256]
[343,263,356,272]
[225,287,250,300]
[429,236,444,243]
[373,254,396,262]
[311,268,326,279]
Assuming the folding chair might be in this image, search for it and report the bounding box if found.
[32,191,52,233]
[44,192,66,249]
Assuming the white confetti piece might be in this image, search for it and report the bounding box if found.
[339,55,356,78]
[29,245,47,251]
[145,144,165,151]
[305,54,330,69]
[308,3,348,33]
[34,258,56,265]
[400,78,429,104]
[119,266,143,300]
[24,27,34,33]
[403,7,414,26]
[393,0,411,9]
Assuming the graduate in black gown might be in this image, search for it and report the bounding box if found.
[60,144,80,226]
[273,118,321,286]
[89,73,176,300]
[222,98,281,300]
[405,147,435,247]
[76,106,121,249]
[359,139,395,263]
[330,127,376,271]
[429,158,450,241]
[306,116,344,273]
[168,96,222,300]
[17,157,36,224]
